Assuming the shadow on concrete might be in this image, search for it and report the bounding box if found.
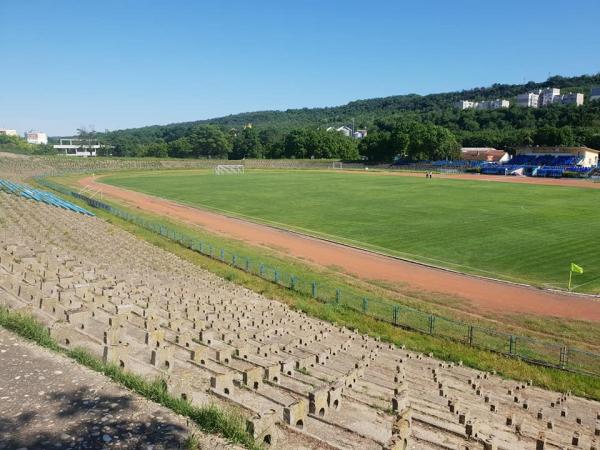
[0,387,188,449]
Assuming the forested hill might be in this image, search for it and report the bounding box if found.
[91,73,600,161]
[111,73,600,132]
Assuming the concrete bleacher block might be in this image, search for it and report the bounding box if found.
[309,388,328,417]
[328,384,342,410]
[280,359,295,376]
[200,329,219,345]
[168,318,186,333]
[246,410,279,447]
[210,373,234,396]
[103,326,123,345]
[145,328,165,348]
[166,369,209,405]
[243,367,263,390]
[216,349,233,364]
[236,346,251,360]
[465,419,478,438]
[388,406,412,450]
[264,365,281,384]
[150,345,173,371]
[49,322,79,348]
[296,355,316,370]
[536,432,546,450]
[175,331,195,349]
[103,345,128,369]
[66,308,91,331]
[392,386,410,413]
[316,352,329,365]
[114,303,134,318]
[109,314,127,329]
[283,399,308,430]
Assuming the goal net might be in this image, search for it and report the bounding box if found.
[331,162,343,169]
[214,164,245,175]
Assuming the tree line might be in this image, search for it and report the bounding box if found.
[104,126,360,160]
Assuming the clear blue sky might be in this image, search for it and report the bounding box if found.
[1,0,599,136]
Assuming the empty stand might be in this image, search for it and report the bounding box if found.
[1,191,599,449]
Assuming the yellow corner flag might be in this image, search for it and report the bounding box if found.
[568,263,584,291]
[571,263,584,274]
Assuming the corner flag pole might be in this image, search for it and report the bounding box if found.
[569,263,584,291]
[568,269,573,291]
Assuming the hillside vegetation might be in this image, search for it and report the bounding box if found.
[89,74,600,161]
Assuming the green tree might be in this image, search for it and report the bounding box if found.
[187,125,232,158]
[168,137,193,158]
[232,127,264,159]
[533,126,575,146]
[145,142,168,157]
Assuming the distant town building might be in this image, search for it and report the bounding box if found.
[590,87,600,102]
[518,87,585,108]
[0,129,18,137]
[454,100,477,110]
[516,92,539,108]
[460,147,510,163]
[476,99,510,110]
[326,125,365,139]
[454,99,509,110]
[539,88,561,107]
[335,126,352,137]
[25,131,48,145]
[53,138,105,157]
[559,92,584,106]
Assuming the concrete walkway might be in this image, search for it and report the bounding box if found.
[0,328,238,450]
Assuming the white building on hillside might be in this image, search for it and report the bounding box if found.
[476,99,510,110]
[0,129,18,137]
[560,92,584,106]
[336,126,353,137]
[454,100,478,109]
[516,92,539,108]
[590,87,600,102]
[53,138,104,157]
[326,126,365,139]
[539,88,561,107]
[25,131,48,145]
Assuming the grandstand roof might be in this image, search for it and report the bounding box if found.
[516,146,599,155]
[460,147,508,162]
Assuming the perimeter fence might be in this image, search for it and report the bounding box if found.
[36,177,600,377]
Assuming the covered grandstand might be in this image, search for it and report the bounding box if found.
[480,146,599,178]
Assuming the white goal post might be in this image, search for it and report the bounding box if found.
[331,161,343,169]
[214,164,245,175]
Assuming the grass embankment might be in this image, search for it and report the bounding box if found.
[33,174,600,400]
[101,169,600,293]
[0,307,259,450]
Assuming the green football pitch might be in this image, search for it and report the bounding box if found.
[102,170,600,293]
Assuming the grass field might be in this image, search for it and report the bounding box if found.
[101,169,600,293]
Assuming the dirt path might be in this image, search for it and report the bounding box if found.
[0,327,237,450]
[79,176,600,322]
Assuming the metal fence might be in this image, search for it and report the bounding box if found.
[35,177,600,377]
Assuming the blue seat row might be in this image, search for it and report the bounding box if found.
[0,179,94,216]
